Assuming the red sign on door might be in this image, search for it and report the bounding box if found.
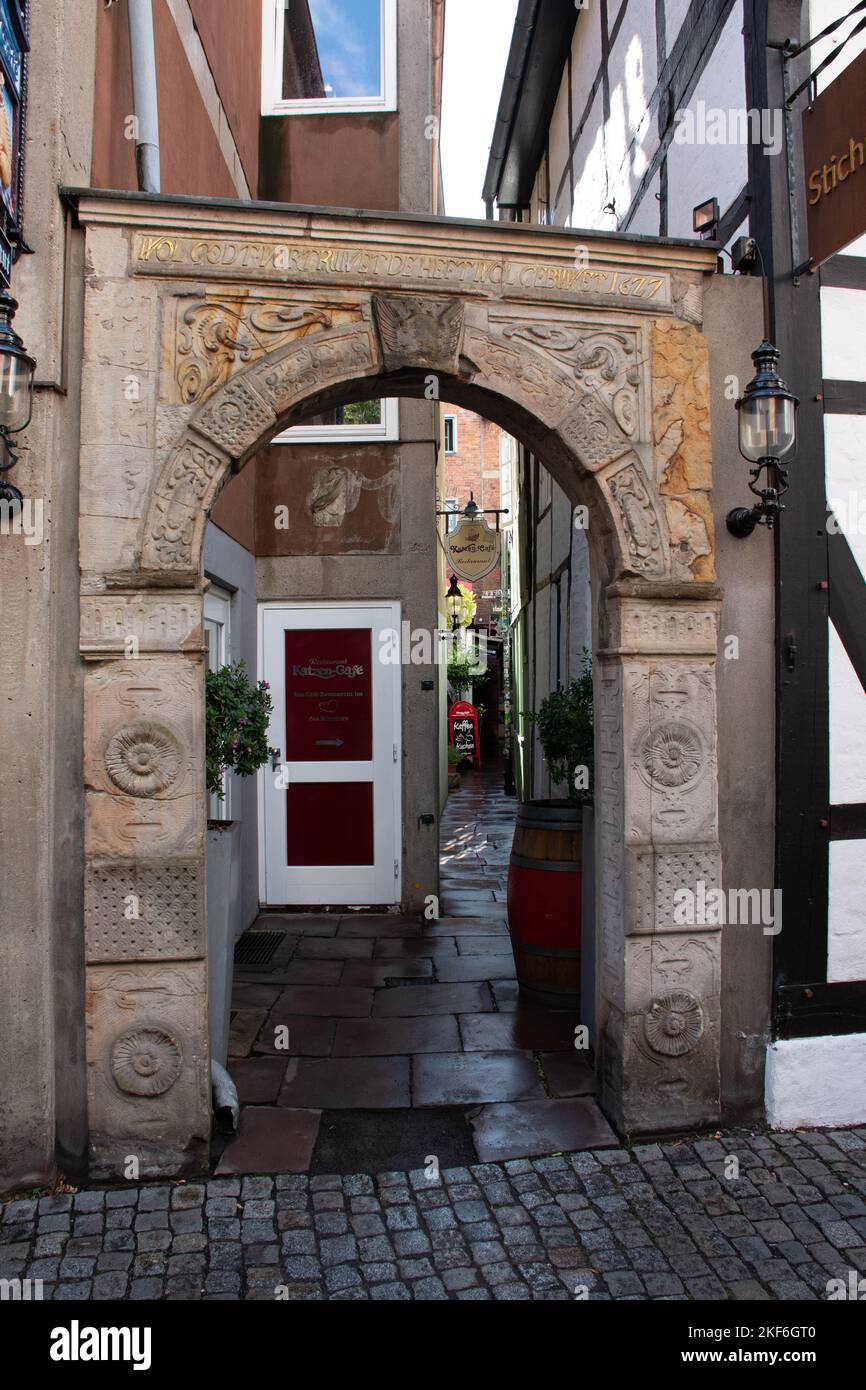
[285,629,373,761]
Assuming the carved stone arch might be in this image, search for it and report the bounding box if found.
[76,198,724,1175]
[141,298,671,585]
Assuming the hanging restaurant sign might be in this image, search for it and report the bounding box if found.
[444,514,500,582]
[802,46,866,267]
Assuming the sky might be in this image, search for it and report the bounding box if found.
[308,0,382,99]
[441,0,520,219]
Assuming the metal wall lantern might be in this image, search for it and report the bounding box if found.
[726,341,799,538]
[0,291,35,504]
[446,574,466,631]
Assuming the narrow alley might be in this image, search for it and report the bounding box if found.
[220,765,610,1177]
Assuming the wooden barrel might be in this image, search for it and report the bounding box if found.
[507,800,582,1005]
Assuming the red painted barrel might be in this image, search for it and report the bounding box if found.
[507,801,582,1005]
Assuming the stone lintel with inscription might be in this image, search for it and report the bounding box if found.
[130,232,674,311]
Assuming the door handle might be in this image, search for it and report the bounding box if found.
[271,748,282,770]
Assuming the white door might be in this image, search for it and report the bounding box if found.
[260,602,402,906]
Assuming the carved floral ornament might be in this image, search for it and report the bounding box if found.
[637,719,705,791]
[105,720,184,797]
[110,1027,183,1096]
[502,322,642,438]
[606,463,666,575]
[644,992,705,1056]
[175,300,340,405]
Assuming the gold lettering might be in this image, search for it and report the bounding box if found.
[139,235,178,262]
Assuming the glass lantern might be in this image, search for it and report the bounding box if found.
[736,341,798,464]
[446,574,466,631]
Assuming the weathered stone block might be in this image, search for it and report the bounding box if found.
[85,963,210,1179]
[84,858,205,962]
[80,592,203,658]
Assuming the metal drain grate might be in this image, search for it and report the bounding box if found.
[384,976,432,988]
[234,931,284,966]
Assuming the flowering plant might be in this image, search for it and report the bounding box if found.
[205,661,275,798]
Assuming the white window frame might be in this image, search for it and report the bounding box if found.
[272,397,399,445]
[443,414,457,454]
[444,497,459,534]
[262,0,398,116]
[204,584,233,822]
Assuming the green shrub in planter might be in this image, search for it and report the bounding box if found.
[205,661,276,798]
[524,651,593,803]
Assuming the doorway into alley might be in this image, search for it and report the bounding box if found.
[222,758,612,1175]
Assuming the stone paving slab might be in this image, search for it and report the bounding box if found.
[469,1097,619,1160]
[5,1127,865,1301]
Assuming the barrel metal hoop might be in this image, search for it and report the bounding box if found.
[516,819,582,834]
[509,853,582,873]
[512,940,581,958]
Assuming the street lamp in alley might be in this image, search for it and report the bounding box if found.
[446,573,466,631]
[0,291,35,505]
[726,340,799,538]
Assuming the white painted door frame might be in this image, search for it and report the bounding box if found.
[258,600,402,906]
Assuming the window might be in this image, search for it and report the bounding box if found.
[204,585,233,821]
[272,397,399,445]
[262,0,397,115]
[443,415,457,454]
[444,498,459,534]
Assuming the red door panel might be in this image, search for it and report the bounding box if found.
[286,783,375,866]
[284,629,373,761]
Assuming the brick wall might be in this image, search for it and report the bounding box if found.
[441,405,505,627]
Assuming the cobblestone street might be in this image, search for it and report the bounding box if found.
[3,1126,866,1301]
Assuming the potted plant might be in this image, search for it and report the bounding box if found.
[507,652,594,1006]
[206,660,275,803]
[205,662,275,1066]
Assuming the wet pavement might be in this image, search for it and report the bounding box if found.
[220,765,606,1175]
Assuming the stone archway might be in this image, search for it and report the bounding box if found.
[77,195,722,1175]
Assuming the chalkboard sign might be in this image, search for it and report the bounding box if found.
[448,700,480,766]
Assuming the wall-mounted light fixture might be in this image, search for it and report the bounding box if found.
[726,341,799,538]
[0,291,35,505]
[693,197,720,240]
[446,574,466,631]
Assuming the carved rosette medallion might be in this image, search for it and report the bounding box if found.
[110,1027,183,1096]
[644,992,705,1056]
[105,721,183,796]
[638,719,704,791]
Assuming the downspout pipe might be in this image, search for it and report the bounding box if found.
[127,0,161,193]
[211,1060,239,1132]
